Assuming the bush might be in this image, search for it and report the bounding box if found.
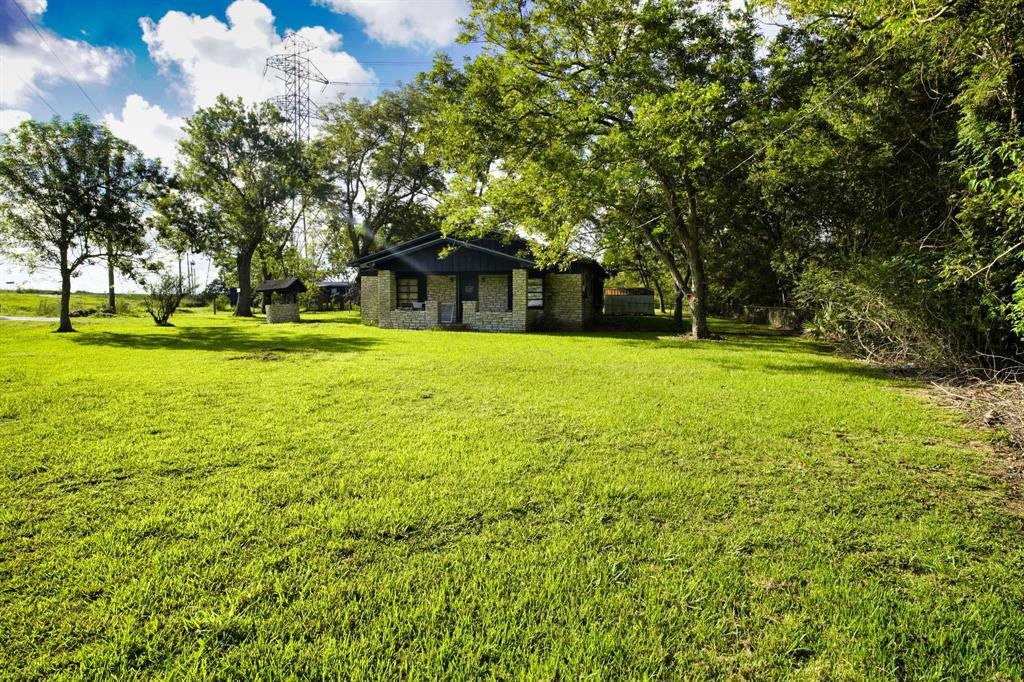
[796,261,959,369]
[35,299,59,317]
[212,294,231,313]
[142,274,190,326]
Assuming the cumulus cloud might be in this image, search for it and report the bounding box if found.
[317,0,467,47]
[140,0,376,110]
[21,0,46,15]
[0,109,32,133]
[0,25,125,108]
[103,95,185,165]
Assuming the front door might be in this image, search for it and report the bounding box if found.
[456,273,478,322]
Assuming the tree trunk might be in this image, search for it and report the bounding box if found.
[261,263,272,312]
[685,248,710,339]
[681,179,711,339]
[57,248,74,333]
[653,278,666,314]
[672,288,684,329]
[235,247,256,317]
[106,240,116,311]
[638,220,690,308]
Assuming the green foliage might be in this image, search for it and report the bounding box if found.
[1,313,1022,676]
[173,96,307,317]
[755,0,1024,360]
[316,84,444,263]
[795,261,957,367]
[0,115,163,331]
[427,0,761,338]
[142,274,190,326]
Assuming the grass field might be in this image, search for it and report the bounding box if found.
[1,307,1022,679]
[0,290,148,317]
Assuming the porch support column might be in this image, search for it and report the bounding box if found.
[512,268,528,330]
[379,270,397,327]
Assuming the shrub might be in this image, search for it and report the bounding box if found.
[796,261,959,369]
[212,294,231,314]
[142,274,190,327]
[35,299,59,317]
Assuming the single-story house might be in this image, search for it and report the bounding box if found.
[352,232,605,332]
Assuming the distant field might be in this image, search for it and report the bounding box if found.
[0,311,1021,679]
[0,290,149,317]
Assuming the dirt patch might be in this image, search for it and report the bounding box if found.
[226,347,318,362]
[227,350,286,362]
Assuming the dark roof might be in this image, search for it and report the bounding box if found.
[254,277,307,293]
[350,231,535,269]
[351,231,607,278]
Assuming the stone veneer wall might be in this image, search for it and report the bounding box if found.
[542,273,584,330]
[266,303,300,324]
[367,268,532,332]
[373,270,437,329]
[479,274,510,312]
[360,275,378,324]
[427,275,456,306]
[462,269,527,332]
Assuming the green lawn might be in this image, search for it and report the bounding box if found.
[0,290,148,317]
[1,310,1022,679]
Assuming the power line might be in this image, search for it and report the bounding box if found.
[12,0,103,117]
[17,78,60,118]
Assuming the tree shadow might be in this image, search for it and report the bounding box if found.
[67,326,378,355]
[541,318,889,380]
[296,316,364,325]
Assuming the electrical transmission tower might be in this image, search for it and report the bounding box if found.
[264,31,330,264]
[264,31,329,142]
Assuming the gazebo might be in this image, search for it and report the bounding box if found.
[255,277,307,323]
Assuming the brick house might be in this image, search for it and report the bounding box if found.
[353,232,605,332]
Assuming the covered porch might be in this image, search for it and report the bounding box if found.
[354,232,602,332]
[368,268,531,332]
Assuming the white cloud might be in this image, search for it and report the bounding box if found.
[0,109,32,132]
[318,0,466,47]
[20,0,46,15]
[140,0,376,110]
[0,27,125,108]
[103,95,185,165]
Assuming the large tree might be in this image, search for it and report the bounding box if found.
[0,116,161,332]
[428,0,759,338]
[316,83,444,262]
[176,96,306,317]
[743,0,1024,360]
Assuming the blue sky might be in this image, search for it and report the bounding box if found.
[0,0,776,292]
[0,0,474,290]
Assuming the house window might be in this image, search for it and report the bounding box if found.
[527,277,544,309]
[397,277,419,308]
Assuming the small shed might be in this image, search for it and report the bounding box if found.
[255,277,307,323]
[318,280,354,310]
[603,287,655,316]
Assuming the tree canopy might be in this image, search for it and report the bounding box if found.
[0,115,162,332]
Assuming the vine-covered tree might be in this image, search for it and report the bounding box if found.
[0,116,162,332]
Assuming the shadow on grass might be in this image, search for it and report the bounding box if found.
[67,326,378,355]
[296,315,363,325]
